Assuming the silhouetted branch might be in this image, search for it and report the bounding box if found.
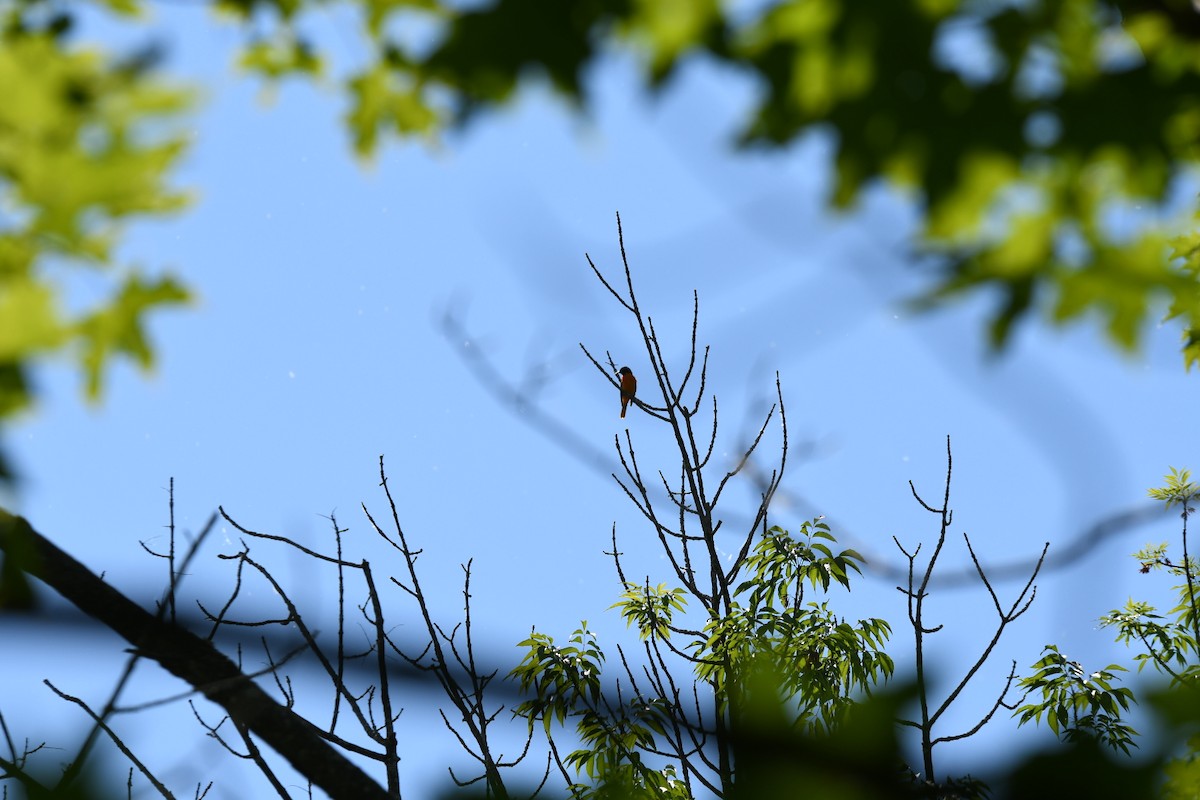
[897,437,1047,782]
[442,287,1166,590]
[0,509,390,799]
[42,681,175,800]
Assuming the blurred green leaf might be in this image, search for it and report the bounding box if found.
[74,273,190,399]
[0,15,194,477]
[238,35,323,80]
[346,62,439,156]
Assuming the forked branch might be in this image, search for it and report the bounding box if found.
[896,437,1049,782]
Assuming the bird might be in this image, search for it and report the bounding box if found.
[618,366,637,418]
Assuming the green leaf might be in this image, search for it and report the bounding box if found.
[0,23,193,447]
[74,273,190,399]
[238,35,322,80]
[0,279,67,358]
[345,62,439,157]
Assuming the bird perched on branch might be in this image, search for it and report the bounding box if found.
[618,366,637,418]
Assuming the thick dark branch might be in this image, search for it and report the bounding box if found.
[227,551,382,742]
[0,749,49,796]
[61,509,218,794]
[107,641,308,715]
[0,510,390,800]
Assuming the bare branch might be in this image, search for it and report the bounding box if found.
[46,681,176,800]
[932,662,1020,746]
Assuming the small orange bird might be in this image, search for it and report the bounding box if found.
[618,366,637,418]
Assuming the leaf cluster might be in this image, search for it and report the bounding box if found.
[512,624,606,739]
[0,5,192,479]
[511,517,895,796]
[1014,644,1138,755]
[202,0,1200,364]
[1015,467,1200,795]
[692,520,893,732]
[510,623,687,798]
[10,0,1200,492]
[1147,467,1200,513]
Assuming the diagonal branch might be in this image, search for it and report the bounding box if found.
[0,510,390,800]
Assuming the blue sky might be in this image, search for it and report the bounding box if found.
[3,5,1199,797]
